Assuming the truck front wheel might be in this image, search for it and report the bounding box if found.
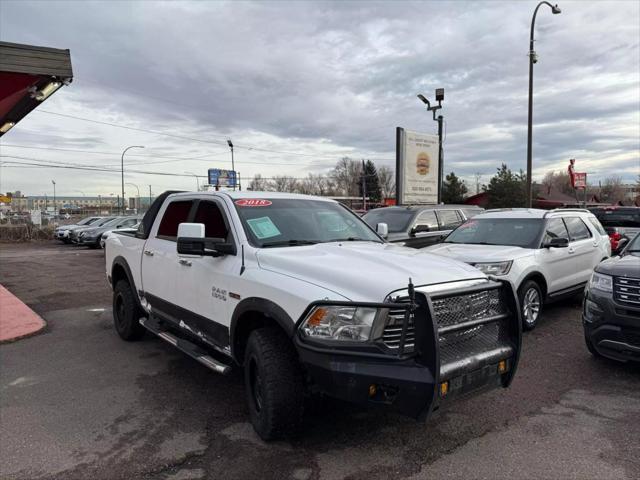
[113,280,145,341]
[244,327,304,440]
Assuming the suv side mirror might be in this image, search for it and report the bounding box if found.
[543,237,569,248]
[177,222,237,257]
[376,222,388,238]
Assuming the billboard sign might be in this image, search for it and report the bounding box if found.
[396,127,440,204]
[207,169,237,188]
[574,172,587,188]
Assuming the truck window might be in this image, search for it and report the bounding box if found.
[193,201,229,240]
[436,210,462,230]
[157,200,193,239]
[414,210,438,231]
[565,217,592,241]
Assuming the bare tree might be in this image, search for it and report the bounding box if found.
[248,174,273,191]
[331,157,362,196]
[377,166,395,200]
[272,175,299,193]
[601,176,625,204]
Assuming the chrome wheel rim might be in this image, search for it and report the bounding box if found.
[523,288,541,325]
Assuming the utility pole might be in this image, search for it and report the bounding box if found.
[417,88,445,204]
[51,180,56,216]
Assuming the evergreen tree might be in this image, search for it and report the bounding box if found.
[485,164,527,208]
[441,172,468,203]
[359,160,382,203]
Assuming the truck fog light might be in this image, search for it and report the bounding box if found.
[368,384,377,397]
[498,360,507,374]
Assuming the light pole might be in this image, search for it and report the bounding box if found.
[417,88,445,204]
[76,190,85,216]
[51,180,56,216]
[526,2,561,207]
[184,171,200,191]
[227,139,236,191]
[126,183,140,211]
[121,145,144,214]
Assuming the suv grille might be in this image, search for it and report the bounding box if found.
[614,277,640,306]
[382,286,512,378]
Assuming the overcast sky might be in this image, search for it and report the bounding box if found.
[0,0,638,197]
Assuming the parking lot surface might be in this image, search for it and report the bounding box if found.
[1,242,638,480]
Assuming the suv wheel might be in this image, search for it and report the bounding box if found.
[244,327,304,441]
[113,280,145,341]
[519,280,543,331]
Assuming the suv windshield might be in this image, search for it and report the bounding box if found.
[445,218,543,248]
[623,233,640,256]
[234,198,382,247]
[362,208,415,233]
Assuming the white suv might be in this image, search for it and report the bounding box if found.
[427,209,611,330]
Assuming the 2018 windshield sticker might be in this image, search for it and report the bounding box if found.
[246,216,281,239]
[235,199,272,207]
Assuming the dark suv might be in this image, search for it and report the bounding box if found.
[588,206,640,254]
[583,232,640,363]
[362,205,483,248]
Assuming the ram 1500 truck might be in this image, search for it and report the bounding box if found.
[105,191,522,440]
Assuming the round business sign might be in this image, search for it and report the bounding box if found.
[234,199,272,207]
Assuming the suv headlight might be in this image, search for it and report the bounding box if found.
[590,272,613,293]
[300,306,380,341]
[470,261,512,276]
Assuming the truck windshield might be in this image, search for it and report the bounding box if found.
[445,218,543,248]
[362,209,414,233]
[233,198,382,247]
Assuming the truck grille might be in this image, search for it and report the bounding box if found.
[382,286,512,378]
[614,277,640,306]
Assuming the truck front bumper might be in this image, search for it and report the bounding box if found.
[294,280,521,420]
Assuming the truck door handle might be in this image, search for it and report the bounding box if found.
[179,259,192,267]
[144,250,154,257]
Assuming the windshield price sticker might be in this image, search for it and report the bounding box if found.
[235,199,272,207]
[246,216,281,239]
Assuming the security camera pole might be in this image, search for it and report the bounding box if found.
[417,88,445,203]
[526,2,561,207]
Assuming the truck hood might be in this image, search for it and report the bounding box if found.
[256,241,485,301]
[426,243,531,263]
[595,254,640,278]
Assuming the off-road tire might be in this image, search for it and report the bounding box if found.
[519,280,543,331]
[113,280,145,341]
[244,327,304,441]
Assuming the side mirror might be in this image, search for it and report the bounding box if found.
[176,222,237,257]
[376,222,388,238]
[543,237,569,248]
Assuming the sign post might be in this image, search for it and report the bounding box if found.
[396,127,440,205]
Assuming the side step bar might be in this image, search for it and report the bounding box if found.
[139,317,231,375]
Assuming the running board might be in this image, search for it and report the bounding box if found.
[139,317,231,375]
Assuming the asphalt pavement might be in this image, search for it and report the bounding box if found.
[0,242,638,480]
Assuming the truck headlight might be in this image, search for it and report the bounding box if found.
[590,272,612,294]
[470,261,512,276]
[300,306,379,341]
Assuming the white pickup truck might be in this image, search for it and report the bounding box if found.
[105,191,522,440]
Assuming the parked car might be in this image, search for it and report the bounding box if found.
[583,232,640,362]
[100,223,140,249]
[69,217,117,243]
[55,216,103,243]
[587,206,640,254]
[106,191,522,440]
[362,205,484,248]
[78,216,142,248]
[427,208,611,330]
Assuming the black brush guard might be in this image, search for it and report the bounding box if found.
[294,279,522,419]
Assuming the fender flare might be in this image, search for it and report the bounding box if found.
[519,270,549,296]
[230,297,296,360]
[110,256,142,307]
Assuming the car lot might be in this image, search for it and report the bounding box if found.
[1,242,639,480]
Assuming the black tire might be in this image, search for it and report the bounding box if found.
[584,334,602,358]
[113,280,145,341]
[244,327,304,441]
[518,280,543,331]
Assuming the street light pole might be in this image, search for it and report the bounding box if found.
[51,180,56,216]
[184,172,200,191]
[526,2,561,207]
[227,139,235,191]
[417,89,445,203]
[121,145,144,214]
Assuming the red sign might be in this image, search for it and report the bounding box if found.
[234,199,272,207]
[574,172,587,188]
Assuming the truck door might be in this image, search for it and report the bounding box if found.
[175,198,241,351]
[141,199,195,319]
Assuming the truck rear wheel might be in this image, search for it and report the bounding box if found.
[113,280,145,341]
[244,327,304,441]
